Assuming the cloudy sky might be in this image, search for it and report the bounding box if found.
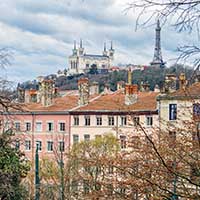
[0,0,195,83]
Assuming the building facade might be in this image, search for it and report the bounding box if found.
[158,77,200,136]
[68,40,114,75]
[1,72,161,160]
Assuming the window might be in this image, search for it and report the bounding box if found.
[36,122,42,132]
[120,187,126,196]
[71,180,78,192]
[25,140,31,151]
[193,123,200,142]
[47,141,53,152]
[73,135,79,144]
[169,104,177,120]
[83,180,90,194]
[108,116,114,126]
[84,134,90,141]
[59,122,65,131]
[47,122,53,132]
[0,120,3,130]
[96,116,102,126]
[25,122,31,131]
[193,103,200,119]
[74,116,79,126]
[169,131,176,140]
[15,122,20,131]
[146,116,153,126]
[108,165,114,174]
[5,121,10,131]
[121,116,127,126]
[36,141,42,151]
[85,116,90,126]
[15,140,20,150]
[120,135,126,149]
[59,141,65,152]
[133,116,140,126]
[107,184,113,196]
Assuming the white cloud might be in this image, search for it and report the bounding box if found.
[0,0,196,83]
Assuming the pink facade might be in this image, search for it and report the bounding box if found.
[1,113,70,161]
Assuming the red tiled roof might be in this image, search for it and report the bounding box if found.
[75,91,159,112]
[12,91,158,113]
[23,95,79,112]
[159,82,200,100]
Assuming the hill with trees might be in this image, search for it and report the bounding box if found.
[55,64,194,91]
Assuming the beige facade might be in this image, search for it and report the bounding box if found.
[157,82,200,135]
[71,113,158,141]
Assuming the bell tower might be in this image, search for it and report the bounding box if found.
[109,41,114,60]
[78,39,84,56]
[103,42,108,56]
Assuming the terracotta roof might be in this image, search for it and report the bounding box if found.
[9,90,159,114]
[20,94,99,112]
[74,90,159,112]
[23,95,79,112]
[158,82,200,100]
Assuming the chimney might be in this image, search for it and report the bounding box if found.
[125,84,138,105]
[103,83,111,94]
[179,73,187,89]
[128,67,132,85]
[17,86,25,103]
[78,78,90,106]
[29,89,37,103]
[39,79,55,106]
[117,81,125,90]
[154,84,160,92]
[124,68,138,105]
[25,89,31,103]
[140,82,150,92]
[164,74,177,93]
[90,81,99,95]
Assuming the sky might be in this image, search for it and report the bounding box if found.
[0,0,195,84]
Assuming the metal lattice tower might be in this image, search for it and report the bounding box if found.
[150,20,165,68]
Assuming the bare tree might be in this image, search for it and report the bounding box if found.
[127,0,200,67]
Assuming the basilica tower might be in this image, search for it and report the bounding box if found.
[150,20,165,68]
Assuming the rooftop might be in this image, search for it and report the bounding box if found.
[73,90,159,113]
[9,89,159,114]
[158,82,200,100]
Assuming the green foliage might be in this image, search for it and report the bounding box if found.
[71,133,120,156]
[56,64,193,91]
[0,133,30,200]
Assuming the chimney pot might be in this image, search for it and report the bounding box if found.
[78,78,89,106]
[164,74,177,93]
[125,84,138,105]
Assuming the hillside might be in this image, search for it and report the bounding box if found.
[55,64,194,91]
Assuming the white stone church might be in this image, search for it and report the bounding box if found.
[68,40,114,75]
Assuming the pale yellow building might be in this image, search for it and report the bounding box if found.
[157,80,200,137]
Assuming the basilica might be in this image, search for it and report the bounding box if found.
[68,40,114,75]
